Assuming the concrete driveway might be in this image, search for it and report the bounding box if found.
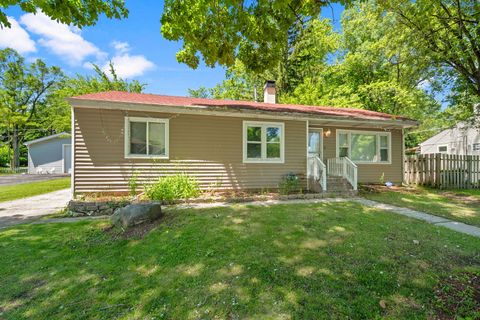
[0,174,69,186]
[0,189,70,229]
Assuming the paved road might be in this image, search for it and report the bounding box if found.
[0,174,69,186]
[0,189,70,229]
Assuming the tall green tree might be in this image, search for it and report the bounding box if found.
[161,0,348,72]
[380,0,480,104]
[0,48,64,169]
[189,18,339,101]
[0,0,128,28]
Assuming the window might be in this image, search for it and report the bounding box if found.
[125,117,169,158]
[243,121,284,163]
[338,132,349,157]
[308,129,323,158]
[438,145,448,153]
[473,143,480,151]
[336,130,391,164]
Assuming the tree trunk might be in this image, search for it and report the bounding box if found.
[10,128,20,170]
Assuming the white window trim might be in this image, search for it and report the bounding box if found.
[437,144,448,153]
[243,121,285,164]
[336,129,392,164]
[124,116,169,159]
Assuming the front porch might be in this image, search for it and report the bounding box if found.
[307,155,358,193]
[305,121,403,193]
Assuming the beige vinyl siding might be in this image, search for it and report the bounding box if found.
[73,108,307,194]
[321,126,403,183]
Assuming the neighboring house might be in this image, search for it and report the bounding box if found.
[68,82,417,195]
[419,122,480,155]
[24,132,72,174]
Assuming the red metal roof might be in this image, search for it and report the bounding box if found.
[71,91,414,122]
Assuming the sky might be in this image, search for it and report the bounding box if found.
[0,1,344,96]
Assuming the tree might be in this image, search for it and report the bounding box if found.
[380,0,480,100]
[0,0,128,29]
[161,0,348,72]
[189,18,339,101]
[0,48,64,169]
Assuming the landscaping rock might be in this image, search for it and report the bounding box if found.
[111,203,163,228]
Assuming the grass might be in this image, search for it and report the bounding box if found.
[0,202,479,319]
[0,178,70,203]
[361,186,480,227]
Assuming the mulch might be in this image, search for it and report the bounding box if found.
[432,272,480,319]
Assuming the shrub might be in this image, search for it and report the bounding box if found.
[0,145,10,167]
[278,172,301,195]
[145,173,200,202]
[128,171,139,197]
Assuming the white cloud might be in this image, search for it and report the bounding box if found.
[0,17,36,54]
[19,12,104,65]
[102,41,155,78]
[111,41,130,54]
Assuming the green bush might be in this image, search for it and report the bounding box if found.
[279,172,301,195]
[145,173,200,202]
[0,145,10,167]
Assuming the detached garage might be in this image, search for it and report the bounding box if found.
[24,132,72,174]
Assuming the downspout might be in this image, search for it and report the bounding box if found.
[306,120,309,191]
[401,128,405,186]
[70,105,75,199]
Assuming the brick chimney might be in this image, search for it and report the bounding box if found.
[263,80,276,104]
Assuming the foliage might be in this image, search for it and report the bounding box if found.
[0,177,70,203]
[278,172,301,194]
[380,0,480,98]
[161,0,348,72]
[128,171,140,197]
[0,0,128,29]
[145,173,200,202]
[1,202,479,318]
[0,48,65,169]
[0,145,9,167]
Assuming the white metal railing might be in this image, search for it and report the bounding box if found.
[308,155,327,191]
[327,157,358,191]
[344,157,358,190]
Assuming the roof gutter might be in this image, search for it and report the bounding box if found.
[68,98,419,128]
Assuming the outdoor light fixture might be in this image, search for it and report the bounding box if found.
[324,129,332,138]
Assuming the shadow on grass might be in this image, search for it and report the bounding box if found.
[0,201,479,319]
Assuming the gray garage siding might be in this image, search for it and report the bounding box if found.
[28,137,71,174]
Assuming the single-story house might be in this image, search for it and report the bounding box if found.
[24,132,72,174]
[419,123,480,156]
[68,82,417,195]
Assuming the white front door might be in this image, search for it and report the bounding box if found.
[308,129,323,160]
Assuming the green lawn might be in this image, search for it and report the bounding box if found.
[1,202,479,319]
[0,178,70,202]
[362,187,480,227]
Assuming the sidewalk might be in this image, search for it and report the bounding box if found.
[354,198,480,238]
[2,195,479,238]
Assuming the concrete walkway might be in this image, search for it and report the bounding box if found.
[0,189,70,229]
[1,195,479,238]
[354,198,480,238]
